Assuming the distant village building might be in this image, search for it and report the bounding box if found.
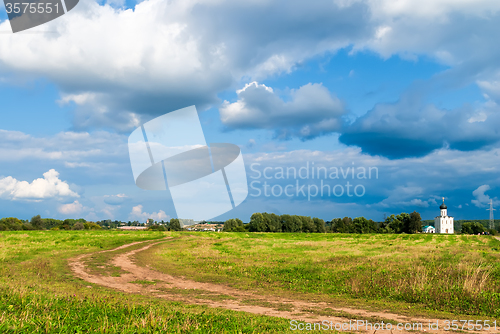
[434,198,454,234]
[117,226,148,230]
[422,225,436,233]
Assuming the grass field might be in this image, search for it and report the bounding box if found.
[0,231,321,333]
[136,232,500,319]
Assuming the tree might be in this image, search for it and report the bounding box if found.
[266,213,282,232]
[169,218,182,231]
[380,214,405,234]
[30,215,44,230]
[462,222,485,234]
[0,217,24,231]
[352,217,378,233]
[223,218,244,232]
[328,218,342,233]
[300,216,316,233]
[72,222,84,230]
[248,213,266,232]
[407,211,422,234]
[83,222,101,230]
[313,217,326,233]
[280,214,302,232]
[329,217,353,233]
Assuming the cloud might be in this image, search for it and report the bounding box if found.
[0,169,79,200]
[220,82,345,139]
[129,205,169,222]
[57,199,116,220]
[359,0,500,65]
[103,193,128,205]
[373,186,438,208]
[0,0,374,131]
[0,129,132,186]
[58,200,85,215]
[0,130,126,162]
[471,184,498,208]
[339,95,500,159]
[244,144,500,217]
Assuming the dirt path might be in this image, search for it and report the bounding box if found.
[68,238,493,333]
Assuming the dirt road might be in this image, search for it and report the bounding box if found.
[68,237,493,333]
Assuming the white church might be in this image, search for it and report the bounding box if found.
[434,198,454,234]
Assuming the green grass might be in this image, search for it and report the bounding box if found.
[136,232,500,318]
[0,231,323,333]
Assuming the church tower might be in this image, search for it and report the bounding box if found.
[434,198,454,234]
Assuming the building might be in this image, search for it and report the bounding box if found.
[434,198,454,234]
[422,225,436,233]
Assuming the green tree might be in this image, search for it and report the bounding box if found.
[313,217,326,233]
[380,214,406,234]
[264,213,281,232]
[327,218,342,233]
[0,217,23,231]
[223,218,244,232]
[169,218,182,231]
[352,217,378,233]
[280,214,302,232]
[72,222,84,230]
[300,216,316,233]
[462,222,486,234]
[330,217,353,233]
[83,222,101,230]
[30,215,44,230]
[407,211,422,234]
[248,213,266,232]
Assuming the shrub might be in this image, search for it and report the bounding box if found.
[72,222,84,230]
[84,222,102,230]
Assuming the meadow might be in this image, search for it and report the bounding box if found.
[137,232,500,319]
[0,231,317,333]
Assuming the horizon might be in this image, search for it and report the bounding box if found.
[1,1,500,223]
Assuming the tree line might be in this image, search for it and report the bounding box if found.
[147,218,183,231]
[221,211,423,234]
[0,216,102,231]
[1,212,496,235]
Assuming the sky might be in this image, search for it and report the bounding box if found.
[0,0,499,223]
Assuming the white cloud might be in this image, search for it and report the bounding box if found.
[0,169,79,200]
[220,82,345,139]
[103,193,128,205]
[0,130,126,162]
[0,0,374,130]
[129,204,169,222]
[471,184,498,208]
[58,200,85,215]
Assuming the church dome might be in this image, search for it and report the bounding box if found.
[440,199,447,210]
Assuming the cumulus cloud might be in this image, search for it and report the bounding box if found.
[0,169,79,200]
[220,82,345,139]
[58,200,85,215]
[339,95,500,159]
[0,0,373,131]
[129,205,169,222]
[471,185,498,208]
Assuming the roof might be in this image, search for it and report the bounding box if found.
[440,198,447,210]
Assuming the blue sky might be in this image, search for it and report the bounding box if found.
[0,0,499,223]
